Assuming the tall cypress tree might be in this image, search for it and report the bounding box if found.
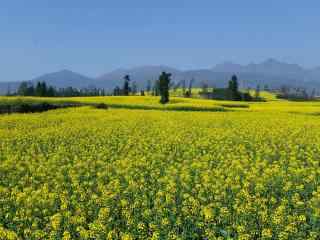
[123,75,131,96]
[159,72,171,104]
[228,75,241,100]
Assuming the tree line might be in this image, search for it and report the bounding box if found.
[15,74,255,103]
[113,73,172,104]
[277,85,318,101]
[14,72,173,104]
[14,73,317,103]
[15,81,106,97]
[198,75,262,101]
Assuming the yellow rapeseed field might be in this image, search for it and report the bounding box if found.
[0,96,319,239]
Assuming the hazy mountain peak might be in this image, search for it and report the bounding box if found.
[263,58,281,64]
[59,69,76,74]
[31,69,94,88]
[212,61,244,72]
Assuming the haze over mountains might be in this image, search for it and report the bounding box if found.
[1,59,320,95]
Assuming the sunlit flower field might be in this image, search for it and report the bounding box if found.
[0,96,319,239]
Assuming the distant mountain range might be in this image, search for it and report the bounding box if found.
[1,59,320,95]
[0,70,96,95]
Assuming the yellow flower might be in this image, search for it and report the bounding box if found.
[62,231,72,240]
[202,206,213,221]
[121,233,133,240]
[262,229,272,239]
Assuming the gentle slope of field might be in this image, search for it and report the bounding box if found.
[0,95,319,239]
[1,94,320,114]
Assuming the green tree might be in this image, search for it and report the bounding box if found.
[27,85,35,96]
[17,81,35,96]
[123,75,131,96]
[113,86,121,96]
[47,86,56,97]
[181,79,186,96]
[159,72,171,104]
[255,84,260,100]
[146,80,152,93]
[131,81,138,95]
[6,84,11,96]
[187,78,195,97]
[35,81,47,97]
[228,75,241,100]
[17,82,29,96]
[153,80,160,96]
[201,81,209,94]
[35,82,41,96]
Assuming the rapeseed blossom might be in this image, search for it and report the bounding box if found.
[0,97,319,239]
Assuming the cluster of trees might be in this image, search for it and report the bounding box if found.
[113,75,140,96]
[171,79,195,97]
[17,74,318,103]
[228,75,262,101]
[17,82,54,97]
[277,86,318,101]
[113,73,266,103]
[113,72,172,104]
[16,81,106,97]
[199,75,261,101]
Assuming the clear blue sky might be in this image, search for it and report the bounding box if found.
[1,0,319,81]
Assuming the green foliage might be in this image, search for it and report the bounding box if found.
[153,80,160,96]
[17,81,35,96]
[123,75,131,96]
[17,81,106,97]
[228,75,242,101]
[0,101,83,114]
[94,103,109,109]
[113,86,121,96]
[241,91,254,101]
[254,84,261,99]
[159,72,171,104]
[35,81,48,97]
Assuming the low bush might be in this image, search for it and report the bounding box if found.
[94,103,109,109]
